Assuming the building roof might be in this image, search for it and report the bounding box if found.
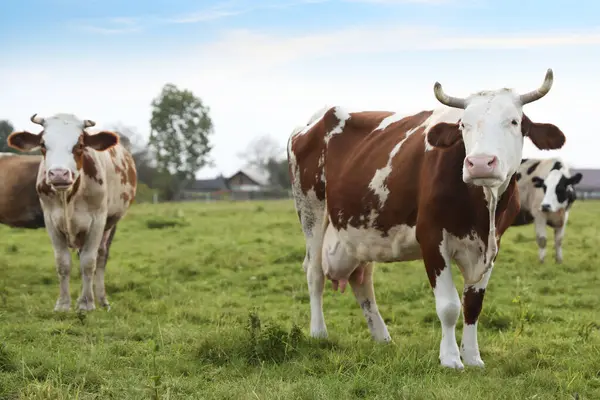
[185,176,229,192]
[570,168,600,191]
[228,166,271,186]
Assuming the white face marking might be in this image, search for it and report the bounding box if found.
[460,90,524,186]
[539,169,567,212]
[41,114,85,183]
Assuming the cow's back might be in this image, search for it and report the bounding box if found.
[0,154,44,228]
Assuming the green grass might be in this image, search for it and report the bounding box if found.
[0,199,599,399]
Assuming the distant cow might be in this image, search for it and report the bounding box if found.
[512,158,582,263]
[288,69,566,369]
[0,153,44,229]
[8,113,137,312]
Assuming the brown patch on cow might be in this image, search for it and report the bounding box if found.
[72,137,85,170]
[120,192,130,203]
[108,147,118,160]
[66,176,81,203]
[522,114,566,150]
[74,231,87,249]
[36,178,54,197]
[463,287,485,325]
[82,152,103,184]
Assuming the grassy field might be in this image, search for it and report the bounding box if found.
[0,199,599,399]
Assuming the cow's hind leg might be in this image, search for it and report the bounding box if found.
[94,225,117,310]
[553,214,568,263]
[460,263,493,368]
[349,262,391,342]
[294,193,328,338]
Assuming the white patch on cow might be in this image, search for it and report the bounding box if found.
[0,153,16,159]
[442,228,490,285]
[374,112,408,132]
[325,107,351,144]
[292,105,332,137]
[368,123,425,207]
[335,223,421,263]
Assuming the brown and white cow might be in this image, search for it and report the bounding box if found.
[512,157,582,263]
[8,113,137,312]
[287,69,566,369]
[0,153,45,229]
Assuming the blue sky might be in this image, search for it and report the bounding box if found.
[2,0,600,177]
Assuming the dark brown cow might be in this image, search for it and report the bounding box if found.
[0,153,44,229]
[287,69,566,369]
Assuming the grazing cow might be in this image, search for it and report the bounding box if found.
[287,69,566,369]
[0,153,44,229]
[8,113,137,312]
[512,158,582,263]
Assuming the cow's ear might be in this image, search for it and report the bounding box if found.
[83,131,119,151]
[568,172,582,185]
[522,114,566,150]
[427,122,462,148]
[7,131,42,152]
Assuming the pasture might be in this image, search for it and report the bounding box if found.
[0,199,598,399]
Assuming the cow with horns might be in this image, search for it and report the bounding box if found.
[287,69,566,369]
[8,113,137,312]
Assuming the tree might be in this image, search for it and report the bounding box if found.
[266,158,291,189]
[237,134,284,172]
[148,83,214,200]
[0,120,17,153]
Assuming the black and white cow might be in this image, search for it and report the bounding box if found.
[512,158,582,263]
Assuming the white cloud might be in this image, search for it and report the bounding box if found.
[2,24,599,179]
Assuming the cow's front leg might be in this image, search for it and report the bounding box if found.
[47,224,72,312]
[422,243,463,369]
[349,262,391,342]
[553,223,566,264]
[534,217,547,263]
[77,222,105,312]
[461,263,493,368]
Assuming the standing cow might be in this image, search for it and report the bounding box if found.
[512,158,582,263]
[288,69,566,369]
[0,153,45,229]
[8,113,137,312]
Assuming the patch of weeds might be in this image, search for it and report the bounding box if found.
[5,244,18,253]
[0,343,16,372]
[576,322,599,342]
[480,304,512,332]
[196,311,339,367]
[145,217,189,230]
[255,205,265,212]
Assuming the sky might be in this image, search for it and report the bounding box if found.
[2,0,600,178]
